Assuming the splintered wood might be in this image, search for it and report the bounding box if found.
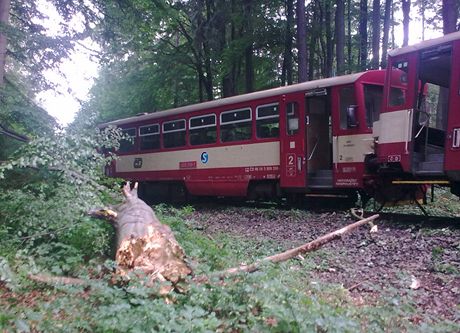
[93,182,192,292]
[115,224,191,285]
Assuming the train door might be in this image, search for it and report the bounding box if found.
[445,41,460,177]
[305,90,333,188]
[331,84,368,188]
[412,45,452,175]
[279,93,307,188]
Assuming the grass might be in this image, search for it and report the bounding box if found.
[0,205,459,332]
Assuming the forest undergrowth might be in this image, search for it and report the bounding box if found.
[0,128,459,332]
[1,200,459,332]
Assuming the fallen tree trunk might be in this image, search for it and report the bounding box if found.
[90,182,192,291]
[33,189,379,290]
[216,214,379,277]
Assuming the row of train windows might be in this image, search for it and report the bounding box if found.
[119,104,280,152]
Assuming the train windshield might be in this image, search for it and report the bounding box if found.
[364,84,383,127]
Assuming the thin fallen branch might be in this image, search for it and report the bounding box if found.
[28,273,88,286]
[214,214,379,277]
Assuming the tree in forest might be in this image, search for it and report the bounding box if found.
[346,0,354,73]
[297,0,307,82]
[335,0,345,75]
[325,0,333,77]
[281,0,294,85]
[358,0,368,71]
[0,0,91,159]
[243,0,254,93]
[442,0,458,34]
[0,0,10,86]
[381,0,392,68]
[371,0,381,69]
[402,0,410,46]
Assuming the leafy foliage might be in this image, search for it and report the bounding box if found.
[1,205,459,332]
[0,124,122,275]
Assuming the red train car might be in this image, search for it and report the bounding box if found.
[101,70,388,203]
[373,31,460,200]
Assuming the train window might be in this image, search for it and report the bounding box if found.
[119,128,136,153]
[139,124,160,150]
[256,103,279,138]
[190,114,217,145]
[364,85,383,127]
[163,119,186,148]
[286,102,299,135]
[389,62,408,107]
[339,86,356,129]
[220,108,252,142]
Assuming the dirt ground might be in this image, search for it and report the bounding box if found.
[190,204,460,321]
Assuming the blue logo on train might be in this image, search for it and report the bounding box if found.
[200,152,208,164]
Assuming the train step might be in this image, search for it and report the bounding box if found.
[426,153,444,162]
[308,169,333,188]
[416,161,444,174]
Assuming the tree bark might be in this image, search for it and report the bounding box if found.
[0,0,10,86]
[371,0,381,69]
[335,0,345,75]
[297,0,308,82]
[419,0,426,40]
[402,0,410,47]
[316,0,326,76]
[442,0,458,34]
[244,0,254,93]
[381,0,392,68]
[359,0,368,71]
[222,0,238,97]
[308,9,317,80]
[282,0,294,86]
[325,0,333,77]
[218,214,380,276]
[347,0,352,73]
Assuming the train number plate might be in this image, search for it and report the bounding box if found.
[388,155,401,162]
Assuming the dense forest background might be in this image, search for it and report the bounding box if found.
[0,0,459,145]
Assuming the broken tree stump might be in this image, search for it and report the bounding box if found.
[91,182,192,291]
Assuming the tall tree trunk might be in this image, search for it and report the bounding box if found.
[402,0,410,47]
[297,0,308,82]
[221,0,237,98]
[335,0,345,75]
[359,0,368,71]
[0,0,10,86]
[381,0,392,68]
[317,0,326,76]
[347,0,352,73]
[371,0,380,69]
[442,0,458,34]
[244,0,254,92]
[308,13,317,80]
[197,65,204,102]
[282,0,294,86]
[325,0,333,77]
[420,0,426,40]
[391,1,395,48]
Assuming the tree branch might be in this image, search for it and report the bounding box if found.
[214,214,380,277]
